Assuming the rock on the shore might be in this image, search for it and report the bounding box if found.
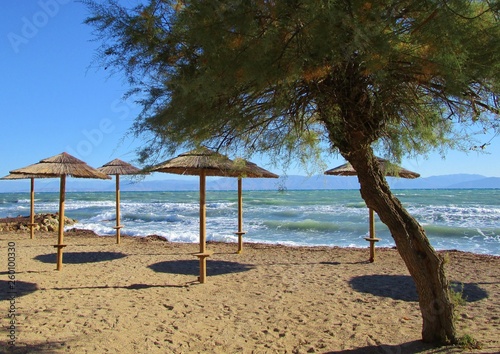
[0,213,77,232]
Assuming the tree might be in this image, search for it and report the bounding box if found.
[84,0,500,344]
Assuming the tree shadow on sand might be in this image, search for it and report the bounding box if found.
[324,340,440,353]
[34,252,127,264]
[349,274,488,302]
[148,259,254,277]
[0,280,39,301]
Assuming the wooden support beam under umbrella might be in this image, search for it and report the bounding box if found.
[325,157,420,262]
[0,173,55,239]
[98,159,144,244]
[9,152,110,270]
[151,147,278,283]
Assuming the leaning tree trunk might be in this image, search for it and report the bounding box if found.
[344,149,457,344]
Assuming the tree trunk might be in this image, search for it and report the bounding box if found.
[344,149,457,344]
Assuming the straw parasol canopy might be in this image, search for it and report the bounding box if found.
[9,152,110,270]
[10,152,111,179]
[0,173,55,239]
[151,147,278,283]
[98,158,143,176]
[1,173,54,180]
[324,157,420,179]
[153,146,239,176]
[98,159,144,244]
[325,157,420,262]
[151,147,279,179]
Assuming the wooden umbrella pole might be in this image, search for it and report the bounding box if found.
[193,171,213,283]
[369,208,375,261]
[29,177,35,239]
[200,171,206,254]
[196,170,209,283]
[115,174,121,244]
[235,177,245,254]
[56,175,66,271]
[365,208,380,263]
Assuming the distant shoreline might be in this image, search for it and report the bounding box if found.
[1,173,500,192]
[1,188,500,194]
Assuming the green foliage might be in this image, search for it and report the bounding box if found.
[449,282,467,306]
[458,333,482,350]
[84,0,500,166]
[448,281,482,348]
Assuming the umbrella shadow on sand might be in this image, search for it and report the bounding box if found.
[0,280,39,301]
[34,251,127,264]
[349,274,488,302]
[148,259,255,277]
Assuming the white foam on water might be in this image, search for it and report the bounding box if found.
[2,189,498,255]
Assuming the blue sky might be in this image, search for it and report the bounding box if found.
[1,0,499,182]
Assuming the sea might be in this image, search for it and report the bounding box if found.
[1,189,499,256]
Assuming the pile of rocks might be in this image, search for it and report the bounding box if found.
[0,213,77,232]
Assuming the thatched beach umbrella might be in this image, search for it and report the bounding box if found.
[325,157,420,262]
[326,157,420,179]
[9,152,110,270]
[0,173,55,239]
[151,147,278,283]
[98,159,143,244]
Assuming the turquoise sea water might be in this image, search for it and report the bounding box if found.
[1,189,499,256]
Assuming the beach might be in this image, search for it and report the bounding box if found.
[1,229,499,353]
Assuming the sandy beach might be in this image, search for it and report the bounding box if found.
[1,229,499,354]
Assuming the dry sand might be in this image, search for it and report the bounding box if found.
[1,229,499,354]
